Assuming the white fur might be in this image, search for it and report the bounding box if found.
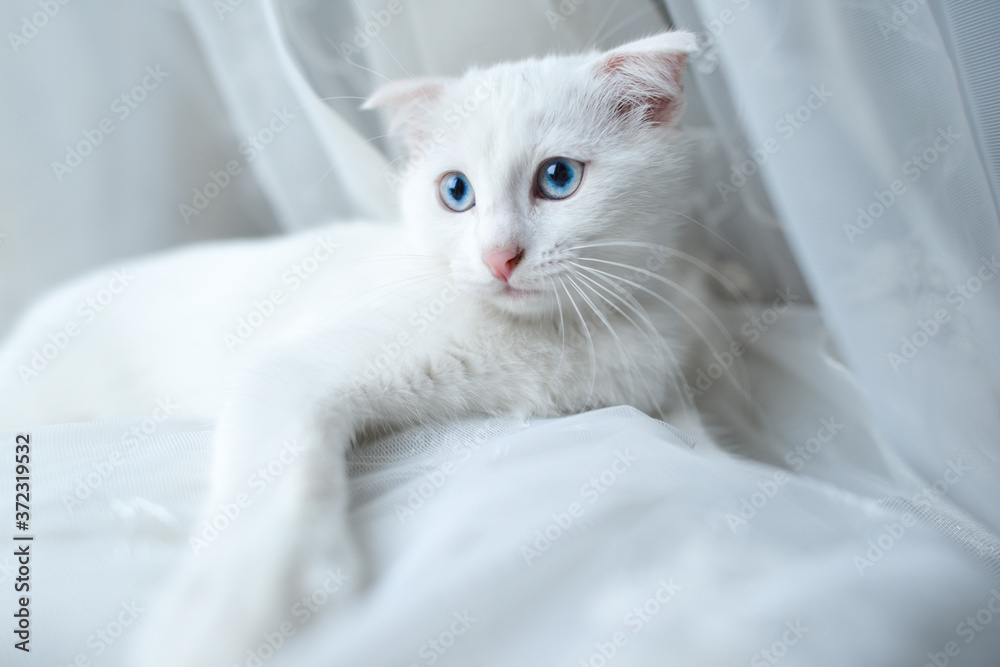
[0,32,719,666]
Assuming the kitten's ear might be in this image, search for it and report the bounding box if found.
[363,77,452,147]
[592,30,696,127]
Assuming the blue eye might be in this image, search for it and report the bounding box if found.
[439,172,475,212]
[536,157,584,200]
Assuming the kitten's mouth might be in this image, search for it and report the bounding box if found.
[496,283,542,298]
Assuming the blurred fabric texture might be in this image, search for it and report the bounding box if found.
[1,0,999,665]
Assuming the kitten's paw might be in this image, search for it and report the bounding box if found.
[131,519,360,667]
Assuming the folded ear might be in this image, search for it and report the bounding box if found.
[592,30,696,127]
[363,77,452,148]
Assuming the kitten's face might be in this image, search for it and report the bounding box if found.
[367,32,695,319]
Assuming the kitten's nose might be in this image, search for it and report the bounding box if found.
[483,248,523,282]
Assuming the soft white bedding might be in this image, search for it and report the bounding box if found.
[4,1,1000,665]
[6,307,998,667]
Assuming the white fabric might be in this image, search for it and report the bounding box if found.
[4,307,1000,666]
[3,0,1000,665]
[0,0,279,336]
[665,0,1000,535]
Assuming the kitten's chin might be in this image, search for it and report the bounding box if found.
[479,283,553,317]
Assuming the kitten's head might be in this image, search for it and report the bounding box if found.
[365,31,696,318]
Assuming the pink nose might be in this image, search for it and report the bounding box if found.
[483,248,523,282]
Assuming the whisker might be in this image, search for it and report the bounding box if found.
[308,163,339,191]
[594,5,659,48]
[343,58,396,85]
[558,275,597,408]
[549,277,568,377]
[380,153,411,172]
[587,0,626,46]
[573,262,753,405]
[351,0,415,79]
[569,266,693,418]
[662,208,750,261]
[570,264,696,415]
[565,273,640,407]
[565,240,755,319]
[293,96,370,113]
[571,256,751,393]
[570,271,674,418]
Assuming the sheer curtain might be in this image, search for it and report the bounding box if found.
[0,0,279,336]
[3,1,1000,665]
[177,0,669,229]
[664,0,1000,544]
[177,1,1000,663]
[181,0,1000,540]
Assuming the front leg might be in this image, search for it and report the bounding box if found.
[134,342,364,667]
[133,317,566,667]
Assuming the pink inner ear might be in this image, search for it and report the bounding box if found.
[604,54,630,73]
[613,96,675,124]
[645,95,676,124]
[601,51,688,126]
[661,55,687,87]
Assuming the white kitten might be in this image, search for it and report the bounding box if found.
[0,31,733,666]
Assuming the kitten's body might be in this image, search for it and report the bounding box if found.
[0,32,722,667]
[0,218,704,427]
[0,223,409,424]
